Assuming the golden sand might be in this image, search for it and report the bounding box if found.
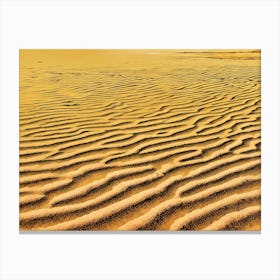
[19,50,261,231]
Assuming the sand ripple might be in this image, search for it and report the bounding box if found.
[19,50,261,231]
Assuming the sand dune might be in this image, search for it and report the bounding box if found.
[19,50,261,231]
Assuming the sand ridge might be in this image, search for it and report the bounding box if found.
[19,50,261,231]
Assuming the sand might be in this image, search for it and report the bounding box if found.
[19,49,261,231]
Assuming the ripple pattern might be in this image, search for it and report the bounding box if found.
[19,50,261,231]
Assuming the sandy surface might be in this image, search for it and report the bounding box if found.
[19,50,261,231]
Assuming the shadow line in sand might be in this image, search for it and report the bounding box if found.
[19,230,261,235]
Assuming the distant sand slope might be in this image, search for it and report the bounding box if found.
[19,50,261,231]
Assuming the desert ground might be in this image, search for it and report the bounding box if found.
[19,50,261,231]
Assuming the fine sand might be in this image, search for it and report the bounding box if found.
[19,50,261,231]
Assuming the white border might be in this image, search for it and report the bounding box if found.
[1,0,279,279]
